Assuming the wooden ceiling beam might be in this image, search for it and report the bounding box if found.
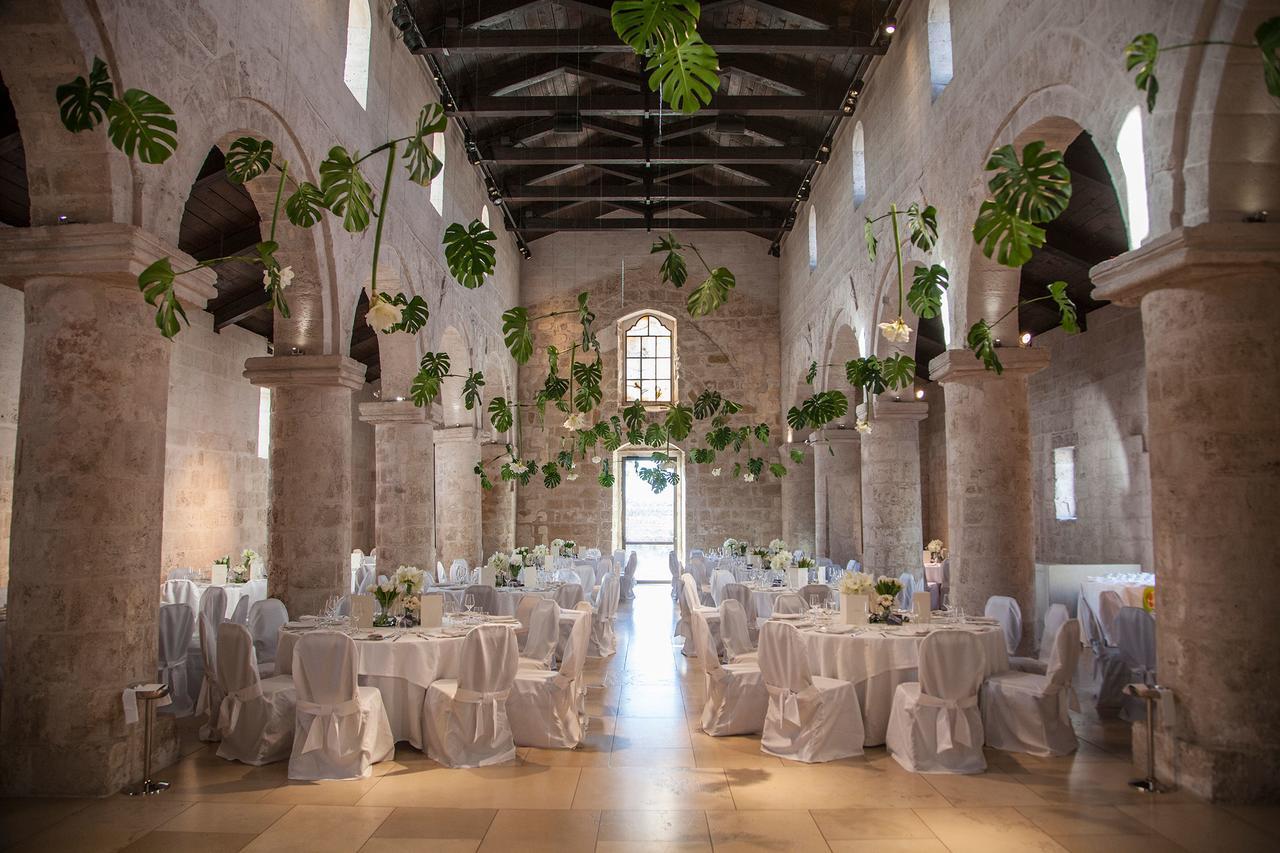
[466,55,641,97]
[482,145,814,165]
[517,215,785,232]
[213,287,270,331]
[453,95,840,117]
[503,184,796,202]
[414,29,887,54]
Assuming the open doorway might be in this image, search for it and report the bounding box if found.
[616,452,683,582]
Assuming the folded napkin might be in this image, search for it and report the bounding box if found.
[122,684,171,724]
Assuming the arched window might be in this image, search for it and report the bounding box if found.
[343,0,371,109]
[481,205,490,228]
[851,122,867,207]
[1116,106,1150,249]
[927,0,954,99]
[807,206,818,270]
[429,133,446,214]
[620,312,677,404]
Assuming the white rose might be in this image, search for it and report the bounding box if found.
[591,455,601,464]
[878,317,912,344]
[562,412,590,431]
[711,467,722,477]
[366,298,403,333]
[743,473,755,482]
[855,419,872,434]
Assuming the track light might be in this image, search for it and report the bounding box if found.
[390,1,413,31]
[851,79,865,97]
[768,242,781,257]
[883,16,897,35]
[915,389,925,400]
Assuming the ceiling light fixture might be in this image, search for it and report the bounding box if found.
[883,16,897,35]
[1020,332,1033,346]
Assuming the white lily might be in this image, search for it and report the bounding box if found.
[855,419,872,434]
[878,317,912,344]
[562,412,590,431]
[711,467,722,477]
[366,298,403,334]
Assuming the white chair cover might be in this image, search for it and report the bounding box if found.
[167,567,199,581]
[1098,590,1124,645]
[160,579,199,617]
[981,619,1081,757]
[758,621,863,762]
[519,598,560,670]
[200,585,228,626]
[288,631,394,780]
[249,598,289,668]
[230,595,251,626]
[450,559,471,584]
[710,569,737,605]
[554,583,584,609]
[772,592,805,615]
[691,610,768,736]
[555,569,583,587]
[350,549,364,572]
[669,551,681,600]
[1113,607,1157,722]
[619,551,638,601]
[463,584,498,615]
[721,583,759,637]
[1011,603,1069,675]
[718,598,756,663]
[355,565,375,595]
[436,560,447,584]
[925,559,950,611]
[574,559,597,592]
[799,584,832,608]
[885,631,986,774]
[215,622,296,765]
[984,595,1023,655]
[817,557,833,567]
[588,573,620,657]
[509,608,592,748]
[676,573,721,656]
[157,604,194,717]
[514,594,539,636]
[196,614,224,741]
[424,625,519,767]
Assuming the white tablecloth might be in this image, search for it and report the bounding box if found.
[748,584,836,619]
[799,622,1009,746]
[166,579,267,619]
[434,585,560,616]
[1079,577,1151,645]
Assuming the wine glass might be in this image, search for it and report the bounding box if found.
[463,593,476,616]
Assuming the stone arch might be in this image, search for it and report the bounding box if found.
[481,348,515,443]
[437,324,474,427]
[355,244,419,398]
[0,1,127,225]
[0,71,30,227]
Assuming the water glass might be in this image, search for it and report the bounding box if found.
[463,593,476,615]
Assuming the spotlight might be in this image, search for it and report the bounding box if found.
[1020,332,1033,346]
[390,1,413,32]
[851,79,865,97]
[768,242,781,257]
[883,16,897,35]
[915,388,925,400]
[57,214,69,223]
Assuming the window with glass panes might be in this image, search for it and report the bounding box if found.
[623,314,674,403]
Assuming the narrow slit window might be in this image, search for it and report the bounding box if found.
[429,132,446,214]
[927,0,954,99]
[342,0,371,109]
[807,206,818,271]
[256,387,271,460]
[851,122,867,207]
[1053,445,1077,521]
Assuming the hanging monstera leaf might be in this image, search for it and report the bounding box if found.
[225,137,275,183]
[966,320,1002,374]
[137,257,187,339]
[403,103,447,186]
[972,199,1046,268]
[652,233,688,287]
[443,219,497,289]
[106,89,177,164]
[907,264,949,319]
[906,203,939,250]
[284,181,326,227]
[462,369,486,410]
[1258,17,1280,99]
[881,353,917,389]
[1123,33,1161,112]
[664,404,694,441]
[985,142,1072,224]
[1048,281,1080,334]
[611,0,701,52]
[55,57,113,132]
[502,307,533,364]
[686,266,735,317]
[319,146,375,233]
[646,31,720,114]
[488,397,515,434]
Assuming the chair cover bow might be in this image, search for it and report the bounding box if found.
[296,698,363,754]
[454,687,512,740]
[220,681,265,735]
[915,692,978,752]
[769,684,818,730]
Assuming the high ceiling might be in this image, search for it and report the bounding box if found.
[0,75,29,228]
[402,0,896,245]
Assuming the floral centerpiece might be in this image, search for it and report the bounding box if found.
[926,539,945,562]
[371,579,400,627]
[232,549,257,584]
[768,538,789,554]
[796,556,815,570]
[839,571,874,597]
[838,571,874,624]
[722,538,747,557]
[768,550,791,572]
[370,565,426,627]
[531,543,549,564]
[871,575,904,622]
[488,551,512,585]
[551,538,577,558]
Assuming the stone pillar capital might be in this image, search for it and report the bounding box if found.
[856,400,928,422]
[433,424,480,444]
[813,427,862,445]
[1090,222,1280,306]
[359,399,434,425]
[243,354,366,391]
[929,347,1049,384]
[0,222,217,308]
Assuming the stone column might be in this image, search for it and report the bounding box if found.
[434,425,483,565]
[359,400,435,571]
[1092,223,1280,801]
[813,428,863,565]
[930,349,1048,655]
[0,224,214,795]
[858,401,927,578]
[244,355,364,617]
[779,442,815,555]
[481,441,516,559]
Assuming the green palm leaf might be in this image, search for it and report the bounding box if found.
[972,199,1046,267]
[907,264,949,318]
[106,89,177,164]
[611,0,701,52]
[502,307,533,364]
[225,137,275,183]
[646,31,720,114]
[769,462,788,479]
[1047,281,1079,334]
[906,203,939,250]
[686,266,735,316]
[664,404,694,440]
[488,397,514,433]
[403,103,447,186]
[443,219,498,289]
[881,354,916,389]
[1123,33,1160,113]
[319,146,375,233]
[284,182,326,227]
[137,257,188,339]
[985,142,1071,224]
[462,369,486,410]
[966,320,1003,374]
[56,57,113,132]
[652,233,688,287]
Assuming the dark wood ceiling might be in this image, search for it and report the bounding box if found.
[1018,132,1127,336]
[350,290,382,383]
[403,0,894,243]
[0,75,30,228]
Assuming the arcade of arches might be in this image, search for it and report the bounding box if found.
[0,0,1278,840]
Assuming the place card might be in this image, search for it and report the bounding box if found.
[913,591,932,624]
[419,593,443,629]
[211,563,228,586]
[480,562,496,587]
[351,594,374,629]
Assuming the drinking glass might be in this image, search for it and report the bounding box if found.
[463,593,475,615]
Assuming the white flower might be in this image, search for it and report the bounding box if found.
[277,265,294,289]
[855,419,872,434]
[926,539,944,553]
[532,544,549,558]
[509,552,523,567]
[591,455,601,464]
[509,460,529,475]
[711,467,722,477]
[743,472,755,482]
[565,472,579,481]
[551,539,564,550]
[769,539,788,553]
[878,593,896,610]
[487,552,510,572]
[366,297,403,333]
[769,550,791,571]
[878,317,912,344]
[838,571,874,597]
[562,412,590,431]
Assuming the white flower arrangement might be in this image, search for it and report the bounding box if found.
[769,550,791,572]
[551,538,565,551]
[711,467,722,477]
[926,539,944,555]
[743,472,755,482]
[559,539,577,557]
[487,552,510,573]
[509,551,524,567]
[855,419,872,434]
[392,565,426,595]
[768,538,788,553]
[509,460,529,475]
[532,543,549,558]
[839,571,875,597]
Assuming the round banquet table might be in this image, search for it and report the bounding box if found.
[275,609,589,748]
[797,621,1009,746]
[749,584,835,620]
[177,579,267,619]
[1078,576,1153,646]
[433,585,561,616]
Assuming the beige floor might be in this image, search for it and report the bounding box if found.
[4,586,1278,852]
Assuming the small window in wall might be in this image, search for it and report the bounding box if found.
[623,313,676,404]
[481,205,490,228]
[1053,445,1077,521]
[1116,106,1150,249]
[343,0,372,109]
[927,0,954,99]
[851,122,867,207]
[429,133,446,214]
[807,206,818,270]
[256,387,272,460]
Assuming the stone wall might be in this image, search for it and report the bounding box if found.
[516,231,783,553]
[0,285,21,593]
[1029,306,1152,567]
[918,383,948,545]
[350,382,377,553]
